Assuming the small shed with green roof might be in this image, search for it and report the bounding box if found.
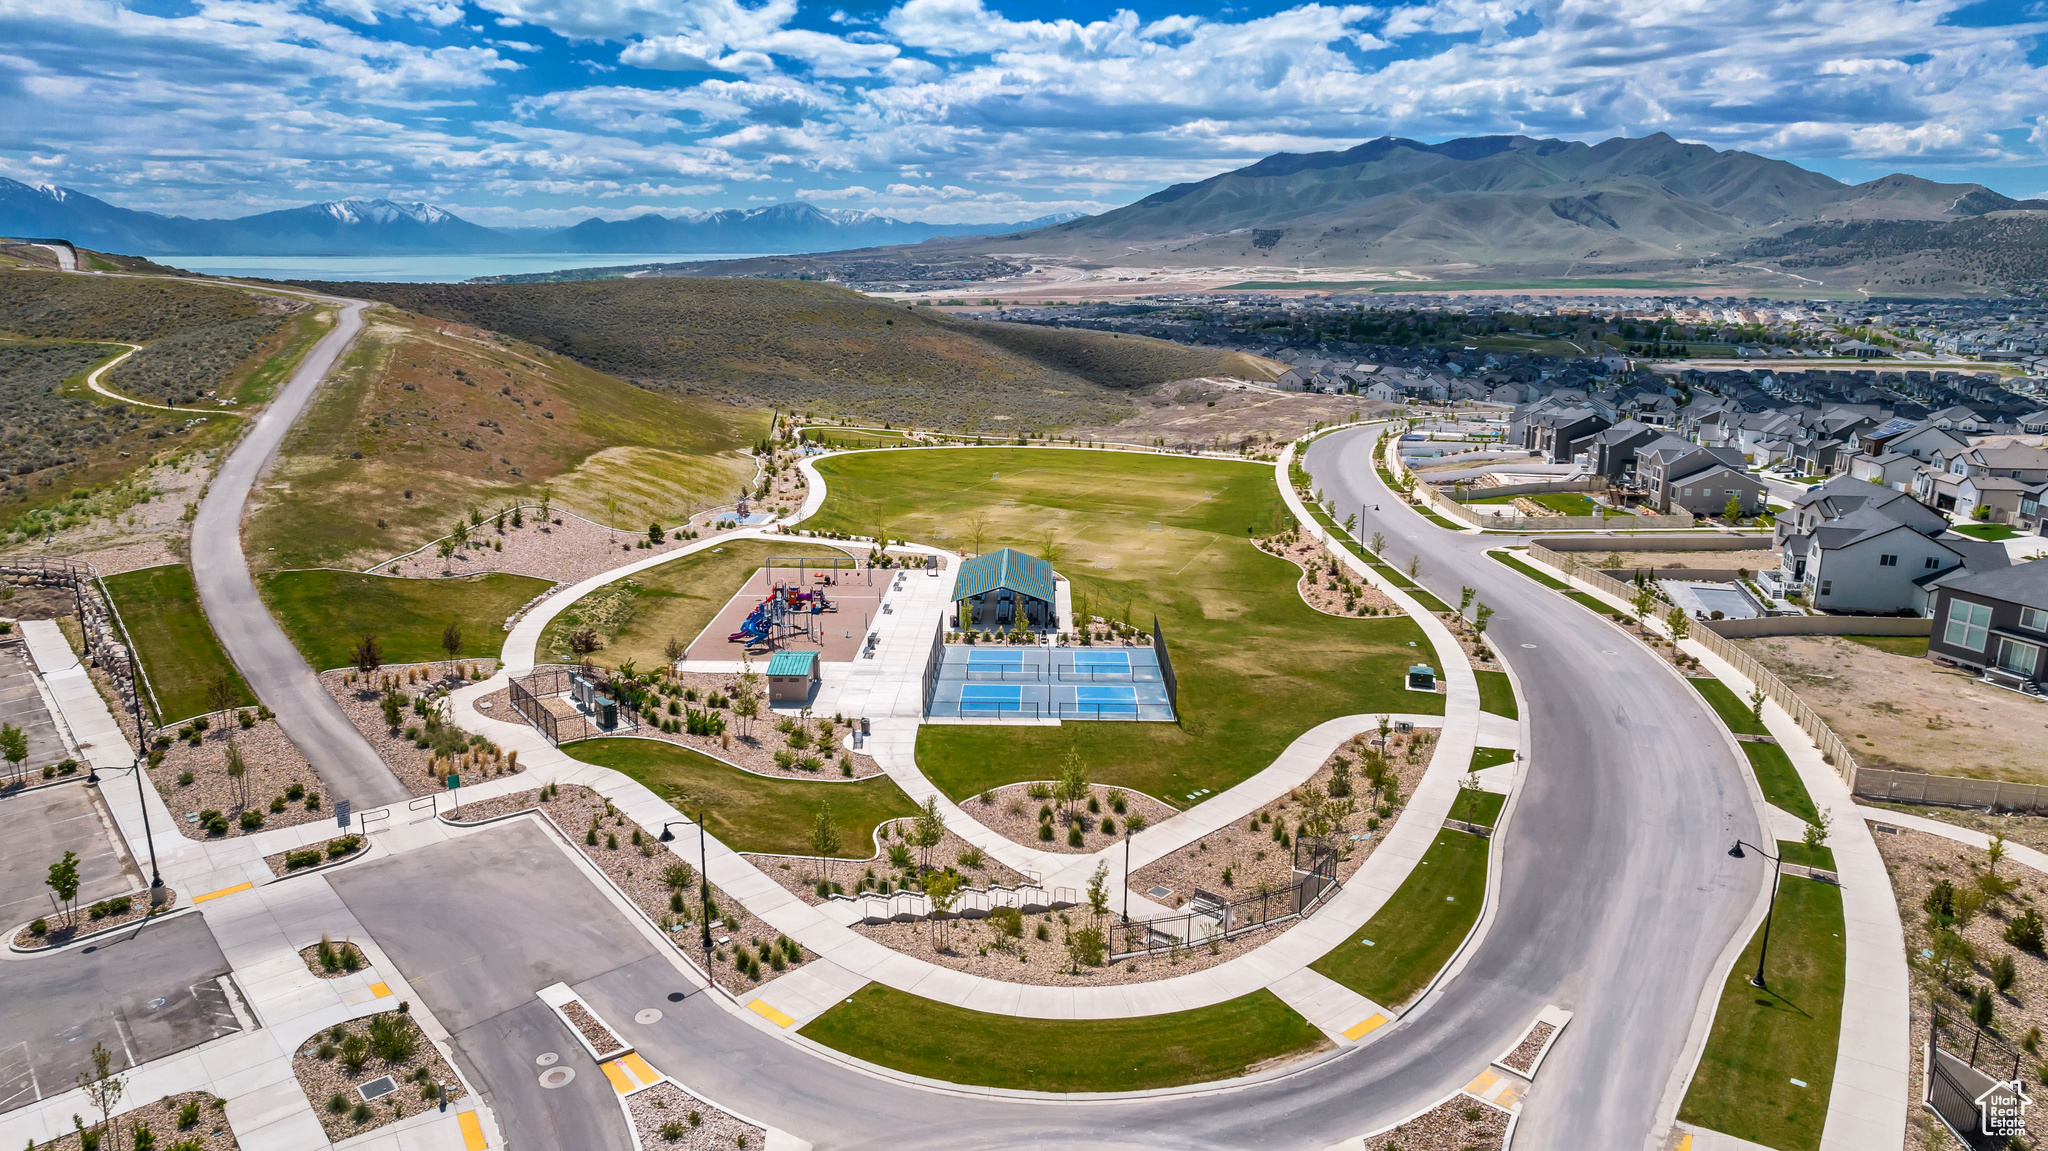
[766,649,820,702]
[950,547,1057,632]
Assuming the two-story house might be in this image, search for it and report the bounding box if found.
[1926,562,2048,690]
[1632,436,1764,516]
[1586,419,1664,484]
[1775,476,2005,613]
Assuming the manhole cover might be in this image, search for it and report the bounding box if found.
[535,1052,559,1067]
[538,1068,575,1089]
[635,1009,662,1025]
[357,1076,398,1101]
[1521,643,1537,649]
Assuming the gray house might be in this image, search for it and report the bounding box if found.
[1927,563,2048,689]
[1632,436,1759,515]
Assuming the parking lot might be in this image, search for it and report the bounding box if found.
[0,781,137,932]
[0,640,69,774]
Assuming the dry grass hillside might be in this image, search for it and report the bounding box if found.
[308,278,1254,432]
[243,305,766,572]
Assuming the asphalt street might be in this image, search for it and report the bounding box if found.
[187,297,411,808]
[1303,426,1765,1150]
[0,912,240,1116]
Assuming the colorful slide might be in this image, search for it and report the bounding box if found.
[729,603,772,644]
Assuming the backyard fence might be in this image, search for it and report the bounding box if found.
[1700,616,1932,640]
[1420,482,1696,532]
[1858,768,2048,815]
[1109,852,1341,959]
[1539,534,1763,554]
[508,665,643,745]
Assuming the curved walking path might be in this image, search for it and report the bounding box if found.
[82,340,250,416]
[433,433,1504,1038]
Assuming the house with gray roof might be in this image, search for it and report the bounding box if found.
[1927,562,2048,690]
[1773,475,2003,613]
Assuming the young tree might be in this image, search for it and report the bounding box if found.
[1342,512,1358,538]
[1458,586,1474,619]
[47,850,80,926]
[1056,746,1088,824]
[451,520,469,550]
[205,674,239,725]
[380,684,404,732]
[1802,808,1832,855]
[923,869,962,951]
[537,488,553,524]
[1038,531,1062,569]
[1631,583,1658,623]
[76,1040,124,1146]
[0,722,26,780]
[1472,603,1494,638]
[567,628,604,661]
[732,656,762,737]
[1370,531,1386,556]
[807,800,840,886]
[1723,492,1743,522]
[352,634,383,676]
[223,742,248,810]
[967,511,990,557]
[648,521,665,545]
[1748,686,1767,724]
[468,506,485,529]
[1406,555,1423,580]
[441,621,463,661]
[1086,861,1110,922]
[436,537,455,571]
[1989,833,2008,878]
[911,795,946,872]
[1664,606,1691,641]
[663,635,686,666]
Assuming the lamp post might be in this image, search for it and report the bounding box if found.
[659,817,714,975]
[1120,813,1148,925]
[1728,839,1784,989]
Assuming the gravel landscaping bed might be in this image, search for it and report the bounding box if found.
[1256,532,1399,618]
[319,660,511,796]
[1132,727,1435,909]
[292,1009,465,1146]
[1873,824,2048,1150]
[744,826,1029,905]
[1500,1020,1554,1074]
[23,1091,238,1151]
[853,909,1293,987]
[560,1000,624,1055]
[1868,804,2048,854]
[367,508,708,586]
[153,713,325,841]
[13,888,176,949]
[1361,1097,1508,1150]
[262,833,365,877]
[627,1081,766,1150]
[299,937,368,978]
[962,782,1178,855]
[461,784,815,995]
[608,673,883,779]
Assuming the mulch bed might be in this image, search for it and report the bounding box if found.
[608,673,883,780]
[1500,1020,1554,1074]
[1255,532,1400,618]
[14,889,177,949]
[962,782,1179,855]
[852,910,1292,988]
[292,1009,465,1146]
[23,1091,238,1151]
[627,1081,766,1150]
[744,824,1029,905]
[1873,824,2048,1149]
[1132,727,1435,909]
[319,660,511,796]
[153,713,325,841]
[298,938,369,979]
[1361,1097,1508,1150]
[262,834,365,877]
[560,1000,624,1055]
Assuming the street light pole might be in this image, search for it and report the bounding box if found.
[1122,823,1132,924]
[659,817,717,980]
[1728,838,1785,989]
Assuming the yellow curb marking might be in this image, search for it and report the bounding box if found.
[1464,1068,1500,1096]
[368,981,392,998]
[747,999,795,1028]
[1342,1014,1388,1041]
[1495,1083,1521,1109]
[598,1060,634,1094]
[622,1052,659,1086]
[192,882,253,903]
[458,1110,486,1150]
[1675,1136,1692,1151]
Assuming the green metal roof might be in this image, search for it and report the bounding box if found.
[766,650,819,676]
[950,547,1056,605]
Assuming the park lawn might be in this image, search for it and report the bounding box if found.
[1489,550,1568,589]
[1409,590,1451,613]
[1844,633,1929,657]
[1311,828,1489,1007]
[1475,670,1517,719]
[566,738,917,856]
[259,570,554,670]
[101,564,253,723]
[1677,864,1846,1151]
[537,539,861,669]
[1690,678,1768,736]
[798,984,1324,1092]
[805,449,1443,805]
[1448,788,1507,828]
[1777,841,1836,871]
[1468,491,1617,517]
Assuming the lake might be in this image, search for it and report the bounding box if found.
[158,253,768,283]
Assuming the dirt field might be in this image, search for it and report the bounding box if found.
[1739,634,2048,784]
[1061,381,1387,453]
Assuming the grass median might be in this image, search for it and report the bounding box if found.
[1310,828,1489,1007]
[1475,670,1517,719]
[1488,549,1568,589]
[1687,679,1820,824]
[1677,859,1846,1151]
[1448,788,1506,828]
[101,563,252,723]
[805,448,1443,806]
[259,569,555,670]
[798,984,1325,1092]
[566,737,917,856]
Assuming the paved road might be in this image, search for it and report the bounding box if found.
[1303,427,1765,1150]
[187,298,410,807]
[0,913,240,1115]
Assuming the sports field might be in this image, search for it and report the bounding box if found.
[804,447,1443,804]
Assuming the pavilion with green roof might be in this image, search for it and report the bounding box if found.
[950,547,1057,632]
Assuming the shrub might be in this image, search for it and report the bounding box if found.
[369,1013,416,1062]
[586,828,598,846]
[239,809,264,830]
[351,1102,373,1124]
[178,1101,200,1129]
[1975,985,1996,1028]
[660,1120,686,1141]
[887,843,912,868]
[606,832,618,850]
[133,1123,155,1149]
[1067,825,1084,847]
[957,847,984,870]
[317,1043,337,1059]
[177,771,194,786]
[2008,909,2045,952]
[238,711,254,729]
[341,1033,370,1073]
[286,783,305,800]
[1101,817,1116,836]
[269,796,287,813]
[328,835,362,857]
[1995,953,2019,993]
[28,917,46,936]
[327,1093,348,1114]
[1038,823,1054,841]
[285,849,322,870]
[306,793,321,810]
[1035,921,1050,941]
[87,895,132,920]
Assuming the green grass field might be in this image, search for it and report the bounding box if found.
[804,449,1442,805]
[1691,678,1767,736]
[566,738,917,856]
[1949,523,2020,541]
[799,984,1323,1092]
[1310,828,1489,1006]
[1844,633,1930,657]
[1470,747,1514,772]
[1475,670,1517,719]
[1467,491,1621,518]
[259,570,554,670]
[537,540,860,669]
[1678,864,1846,1151]
[101,564,253,723]
[1489,550,1567,589]
[1448,788,1507,828]
[1744,741,1820,828]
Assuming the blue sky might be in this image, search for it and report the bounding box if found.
[3,0,2047,227]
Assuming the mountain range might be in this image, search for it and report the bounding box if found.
[0,181,1082,256]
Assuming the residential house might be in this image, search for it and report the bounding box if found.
[1912,444,2048,520]
[1516,402,1610,464]
[1632,436,1761,515]
[1925,562,2048,690]
[1587,419,1663,483]
[1846,451,1922,491]
[1774,476,1998,613]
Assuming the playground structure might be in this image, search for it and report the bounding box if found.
[725,555,859,652]
[683,553,883,664]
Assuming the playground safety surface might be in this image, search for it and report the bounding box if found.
[684,565,888,664]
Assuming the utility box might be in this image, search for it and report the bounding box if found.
[1406,664,1437,692]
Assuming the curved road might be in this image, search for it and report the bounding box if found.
[189,297,411,807]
